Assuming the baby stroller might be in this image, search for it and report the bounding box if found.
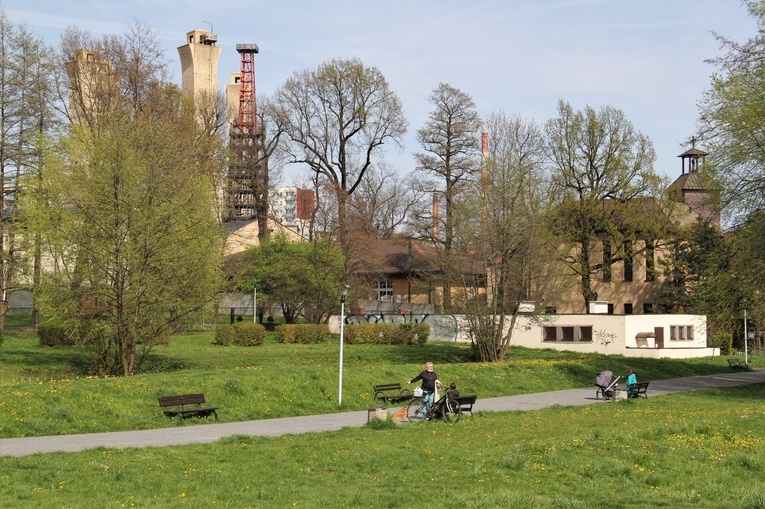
[595,370,621,400]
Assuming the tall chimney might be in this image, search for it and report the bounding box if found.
[432,192,439,238]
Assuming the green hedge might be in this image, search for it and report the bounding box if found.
[38,324,76,346]
[275,324,330,344]
[214,323,265,346]
[344,322,429,345]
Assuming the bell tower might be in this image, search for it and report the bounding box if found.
[668,140,719,228]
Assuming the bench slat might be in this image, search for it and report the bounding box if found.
[626,382,649,399]
[159,394,218,420]
[453,394,477,414]
[373,383,412,404]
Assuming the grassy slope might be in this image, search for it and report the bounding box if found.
[0,331,739,438]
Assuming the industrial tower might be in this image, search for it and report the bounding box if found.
[228,43,269,238]
[65,49,118,127]
[177,28,221,124]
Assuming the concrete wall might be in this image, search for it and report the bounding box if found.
[322,311,718,360]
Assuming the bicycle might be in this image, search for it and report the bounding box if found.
[407,393,462,423]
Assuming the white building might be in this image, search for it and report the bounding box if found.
[455,313,716,359]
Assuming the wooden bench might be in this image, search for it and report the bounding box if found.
[372,383,412,405]
[728,358,748,369]
[626,381,649,399]
[158,394,218,420]
[452,394,477,415]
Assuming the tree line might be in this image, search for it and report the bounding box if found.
[1,2,764,372]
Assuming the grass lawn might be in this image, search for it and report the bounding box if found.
[0,330,740,438]
[1,386,764,508]
[1,330,764,508]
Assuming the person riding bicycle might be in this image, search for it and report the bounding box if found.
[406,362,440,410]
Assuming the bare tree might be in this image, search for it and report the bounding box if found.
[458,112,551,361]
[346,162,425,239]
[0,12,59,332]
[414,83,480,310]
[545,100,664,312]
[56,21,169,128]
[271,57,407,257]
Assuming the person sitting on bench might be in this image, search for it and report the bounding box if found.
[626,369,638,398]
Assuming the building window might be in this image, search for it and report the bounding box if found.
[602,241,612,282]
[624,303,633,315]
[645,241,655,282]
[372,281,393,300]
[643,303,653,314]
[670,325,694,341]
[623,241,633,282]
[543,325,593,342]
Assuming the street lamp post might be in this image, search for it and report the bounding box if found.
[253,280,259,323]
[338,285,350,406]
[743,298,749,365]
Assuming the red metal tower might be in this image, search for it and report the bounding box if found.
[235,43,259,133]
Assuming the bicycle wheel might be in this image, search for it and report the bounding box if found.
[407,399,426,422]
[442,398,462,423]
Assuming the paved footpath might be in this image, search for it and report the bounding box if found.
[2,370,764,458]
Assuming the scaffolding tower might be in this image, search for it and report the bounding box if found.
[228,43,268,235]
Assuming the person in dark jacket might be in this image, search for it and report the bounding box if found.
[406,362,440,409]
[446,381,460,400]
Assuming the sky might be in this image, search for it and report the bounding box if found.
[3,0,757,182]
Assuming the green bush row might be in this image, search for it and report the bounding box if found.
[344,322,429,345]
[214,322,266,346]
[275,324,330,344]
[38,324,76,346]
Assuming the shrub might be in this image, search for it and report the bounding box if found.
[344,323,429,345]
[38,324,76,346]
[345,324,378,344]
[275,324,329,344]
[233,322,265,346]
[379,323,407,344]
[412,323,430,344]
[710,331,733,356]
[214,324,236,346]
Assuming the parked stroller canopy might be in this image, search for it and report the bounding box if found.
[596,371,613,388]
[595,370,621,400]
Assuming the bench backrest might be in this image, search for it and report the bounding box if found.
[373,383,402,392]
[631,382,649,392]
[158,394,206,407]
[454,394,477,407]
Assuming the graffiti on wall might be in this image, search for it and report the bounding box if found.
[594,329,617,347]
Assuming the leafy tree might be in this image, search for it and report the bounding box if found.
[657,218,746,340]
[545,100,664,312]
[25,33,224,375]
[0,12,59,332]
[271,58,407,255]
[699,0,765,221]
[697,0,765,346]
[233,235,344,324]
[414,83,480,310]
[458,112,551,361]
